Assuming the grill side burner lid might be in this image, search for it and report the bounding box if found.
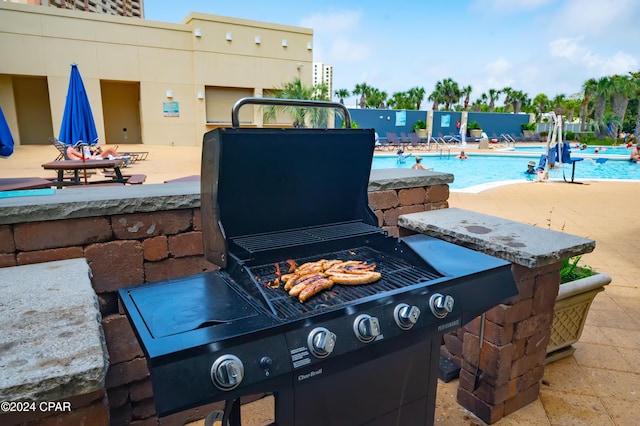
[201,98,378,268]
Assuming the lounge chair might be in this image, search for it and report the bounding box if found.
[407,132,424,150]
[386,132,403,149]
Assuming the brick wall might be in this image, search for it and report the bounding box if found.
[441,262,561,424]
[0,184,449,425]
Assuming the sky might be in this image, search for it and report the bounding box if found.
[144,0,640,108]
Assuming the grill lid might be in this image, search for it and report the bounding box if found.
[201,98,378,268]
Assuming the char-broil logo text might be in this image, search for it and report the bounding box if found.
[298,368,323,382]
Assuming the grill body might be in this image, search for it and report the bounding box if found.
[119,99,519,425]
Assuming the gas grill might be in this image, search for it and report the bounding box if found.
[119,98,518,425]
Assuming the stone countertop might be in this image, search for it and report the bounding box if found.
[399,207,595,269]
[0,169,453,225]
[0,258,108,401]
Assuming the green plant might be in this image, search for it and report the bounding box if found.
[340,119,359,129]
[564,131,575,140]
[467,121,481,130]
[560,256,593,283]
[521,122,536,131]
[413,120,427,131]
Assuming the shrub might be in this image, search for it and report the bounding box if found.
[467,121,481,130]
[564,131,575,140]
[560,256,593,283]
[521,122,536,131]
[413,120,426,130]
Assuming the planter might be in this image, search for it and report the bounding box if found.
[523,130,535,138]
[470,129,482,138]
[546,271,611,363]
[415,129,428,139]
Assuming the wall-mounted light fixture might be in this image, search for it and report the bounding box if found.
[254,36,261,44]
[281,39,288,47]
[297,63,303,70]
[307,42,313,50]
[166,90,174,98]
[194,28,202,37]
[197,91,205,99]
[226,33,233,41]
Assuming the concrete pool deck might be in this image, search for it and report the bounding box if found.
[2,144,639,425]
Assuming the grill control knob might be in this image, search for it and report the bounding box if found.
[307,327,337,358]
[211,355,244,390]
[429,293,455,318]
[353,314,381,343]
[394,303,421,330]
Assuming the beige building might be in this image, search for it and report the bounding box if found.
[0,2,313,147]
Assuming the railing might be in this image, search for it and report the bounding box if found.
[433,137,451,158]
[500,133,516,147]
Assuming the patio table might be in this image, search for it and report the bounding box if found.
[42,159,126,188]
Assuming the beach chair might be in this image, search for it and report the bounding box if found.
[386,132,403,149]
[408,132,423,150]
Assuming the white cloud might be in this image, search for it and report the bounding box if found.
[471,0,554,13]
[548,36,638,77]
[485,57,513,75]
[558,0,639,36]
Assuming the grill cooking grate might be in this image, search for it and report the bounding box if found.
[243,246,443,320]
[231,222,381,255]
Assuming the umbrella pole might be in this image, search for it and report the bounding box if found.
[80,144,88,184]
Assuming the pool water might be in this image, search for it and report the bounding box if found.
[372,154,640,190]
[512,145,632,155]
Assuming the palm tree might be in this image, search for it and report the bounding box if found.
[593,76,613,138]
[439,78,461,110]
[510,90,528,114]
[551,94,567,116]
[501,87,513,112]
[630,71,640,136]
[334,88,350,105]
[366,88,388,109]
[580,78,597,131]
[533,93,549,121]
[353,82,372,108]
[461,85,472,111]
[407,86,425,110]
[488,89,499,112]
[388,91,413,110]
[265,77,328,127]
[609,74,634,138]
[428,86,445,111]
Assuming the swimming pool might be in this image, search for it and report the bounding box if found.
[511,145,632,155]
[372,153,640,191]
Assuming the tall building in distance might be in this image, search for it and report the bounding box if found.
[3,0,143,18]
[312,62,333,100]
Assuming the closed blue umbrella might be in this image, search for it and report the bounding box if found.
[58,63,98,148]
[0,105,14,158]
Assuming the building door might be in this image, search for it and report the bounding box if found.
[13,76,54,145]
[101,81,141,144]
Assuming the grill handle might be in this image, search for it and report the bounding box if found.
[231,97,352,128]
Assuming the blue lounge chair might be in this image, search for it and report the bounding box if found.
[558,142,583,184]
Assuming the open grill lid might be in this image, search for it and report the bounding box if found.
[201,98,378,268]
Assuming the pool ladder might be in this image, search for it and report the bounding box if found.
[500,133,516,147]
[433,137,451,158]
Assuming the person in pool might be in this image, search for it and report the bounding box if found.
[456,150,469,160]
[630,143,640,163]
[525,160,536,175]
[396,149,411,164]
[411,156,432,170]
